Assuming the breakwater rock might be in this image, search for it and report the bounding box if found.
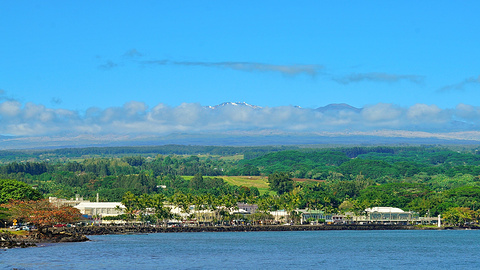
[1,232,37,249]
[59,224,423,235]
[1,231,88,249]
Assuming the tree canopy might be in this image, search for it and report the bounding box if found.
[2,145,480,221]
[268,172,294,195]
[1,199,81,229]
[0,178,43,204]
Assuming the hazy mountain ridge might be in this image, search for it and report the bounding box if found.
[1,102,479,150]
[315,103,363,113]
[2,130,480,150]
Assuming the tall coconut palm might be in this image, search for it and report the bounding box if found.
[121,191,138,224]
[137,193,152,224]
[150,193,171,227]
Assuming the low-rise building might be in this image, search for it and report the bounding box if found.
[363,207,419,224]
[237,203,258,214]
[270,210,289,223]
[299,210,332,224]
[74,202,125,218]
[49,195,88,207]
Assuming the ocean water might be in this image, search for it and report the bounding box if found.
[1,230,479,269]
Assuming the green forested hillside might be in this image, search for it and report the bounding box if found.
[1,145,480,220]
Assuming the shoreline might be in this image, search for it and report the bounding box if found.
[60,223,478,235]
[3,224,478,249]
[0,230,88,249]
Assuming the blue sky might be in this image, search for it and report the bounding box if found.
[1,1,480,137]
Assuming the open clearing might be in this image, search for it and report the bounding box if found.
[220,176,269,189]
[181,175,322,195]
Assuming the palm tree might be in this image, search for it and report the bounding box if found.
[193,195,206,226]
[150,194,171,227]
[121,191,138,224]
[171,192,191,224]
[204,193,218,226]
[137,193,152,225]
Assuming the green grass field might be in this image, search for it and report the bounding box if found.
[219,155,244,161]
[221,176,270,193]
[182,175,272,195]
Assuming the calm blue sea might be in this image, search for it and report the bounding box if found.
[1,230,479,269]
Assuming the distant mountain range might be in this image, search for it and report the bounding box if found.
[2,131,479,151]
[315,103,362,113]
[1,102,479,150]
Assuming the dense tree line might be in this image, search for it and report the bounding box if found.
[1,146,480,223]
[0,145,296,163]
[0,162,49,175]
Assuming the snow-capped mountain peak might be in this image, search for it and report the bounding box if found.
[207,102,262,109]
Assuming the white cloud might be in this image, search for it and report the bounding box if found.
[362,103,402,121]
[0,100,479,137]
[455,104,480,124]
[0,101,22,117]
[407,104,446,124]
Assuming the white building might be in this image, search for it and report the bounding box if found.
[74,202,125,217]
[363,207,419,224]
[49,195,88,207]
[269,210,289,223]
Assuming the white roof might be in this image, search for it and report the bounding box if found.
[75,202,125,209]
[230,209,249,214]
[269,210,289,216]
[365,207,404,213]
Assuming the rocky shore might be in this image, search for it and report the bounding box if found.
[0,230,88,249]
[58,224,432,235]
[3,224,477,249]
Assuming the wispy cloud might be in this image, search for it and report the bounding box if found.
[98,60,119,70]
[104,49,427,83]
[333,72,424,85]
[0,90,6,102]
[123,49,143,58]
[0,89,17,102]
[142,60,322,76]
[438,75,480,92]
[51,97,62,105]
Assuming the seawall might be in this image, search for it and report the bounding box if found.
[59,224,433,235]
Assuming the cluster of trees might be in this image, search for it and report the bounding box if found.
[1,179,81,230]
[443,207,479,226]
[242,147,480,181]
[0,145,294,162]
[0,178,43,204]
[0,162,49,176]
[1,146,480,226]
[1,199,81,232]
[114,177,480,226]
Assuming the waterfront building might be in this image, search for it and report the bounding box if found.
[363,207,419,224]
[299,210,333,224]
[237,203,258,214]
[49,194,88,207]
[74,202,125,218]
[269,210,290,223]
